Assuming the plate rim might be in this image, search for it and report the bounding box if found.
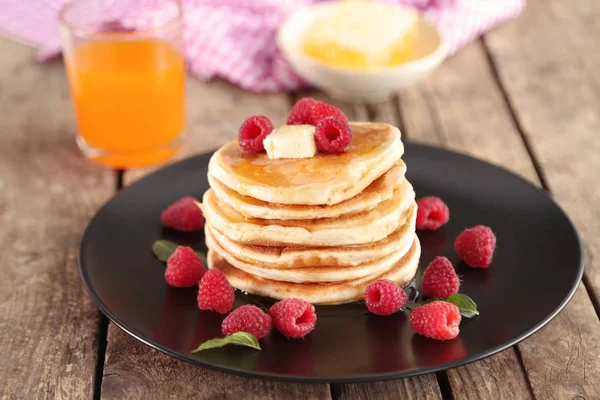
[79,142,584,383]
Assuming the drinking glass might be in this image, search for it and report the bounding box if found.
[60,0,185,168]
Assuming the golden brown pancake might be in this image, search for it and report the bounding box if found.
[208,122,403,205]
[209,161,406,220]
[204,203,416,268]
[207,236,421,305]
[201,183,415,247]
[206,224,414,282]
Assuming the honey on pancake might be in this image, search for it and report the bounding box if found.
[203,120,419,303]
[224,125,389,187]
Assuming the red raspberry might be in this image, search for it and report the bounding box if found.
[238,115,274,153]
[410,301,461,340]
[160,196,204,232]
[287,97,348,125]
[197,269,235,314]
[365,279,408,316]
[222,305,272,339]
[455,225,497,268]
[287,98,314,125]
[164,246,206,287]
[421,256,460,298]
[416,197,450,231]
[269,298,317,338]
[314,117,352,154]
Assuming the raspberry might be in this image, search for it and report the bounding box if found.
[421,256,460,298]
[164,246,206,287]
[314,117,353,154]
[410,301,461,340]
[287,98,314,125]
[222,305,272,339]
[287,98,348,125]
[365,279,408,316]
[238,115,274,153]
[160,196,204,232]
[197,269,235,314]
[416,197,450,231]
[454,225,497,268]
[269,298,317,338]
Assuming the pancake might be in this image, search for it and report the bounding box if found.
[205,203,417,268]
[207,236,421,305]
[206,223,414,282]
[201,182,416,247]
[209,161,406,220]
[208,122,403,205]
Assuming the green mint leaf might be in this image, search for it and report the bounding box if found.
[152,240,207,265]
[152,240,178,262]
[446,293,479,318]
[406,295,479,318]
[191,332,261,353]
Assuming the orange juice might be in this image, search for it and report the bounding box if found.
[65,38,185,168]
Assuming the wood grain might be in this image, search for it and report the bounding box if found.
[483,0,600,397]
[332,376,441,400]
[0,38,114,399]
[102,325,330,400]
[399,42,539,184]
[444,350,532,400]
[101,81,330,399]
[519,284,600,399]
[399,36,600,399]
[485,0,600,307]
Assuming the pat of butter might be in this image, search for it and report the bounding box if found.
[263,125,317,159]
[304,0,418,66]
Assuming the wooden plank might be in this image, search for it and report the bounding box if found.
[295,92,443,399]
[399,42,539,184]
[484,0,600,307]
[332,376,441,400]
[399,37,600,398]
[519,284,600,399]
[102,325,330,400]
[482,0,600,397]
[0,38,114,398]
[445,350,532,400]
[101,80,331,399]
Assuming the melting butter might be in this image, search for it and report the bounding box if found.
[263,125,317,160]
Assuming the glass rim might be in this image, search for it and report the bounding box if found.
[58,0,183,37]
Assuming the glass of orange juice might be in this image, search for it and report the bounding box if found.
[60,0,185,168]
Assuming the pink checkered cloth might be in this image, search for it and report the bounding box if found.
[0,0,523,92]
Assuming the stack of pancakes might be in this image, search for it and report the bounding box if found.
[202,122,420,305]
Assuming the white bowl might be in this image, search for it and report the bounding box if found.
[277,2,448,103]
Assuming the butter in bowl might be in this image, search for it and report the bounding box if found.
[277,0,447,103]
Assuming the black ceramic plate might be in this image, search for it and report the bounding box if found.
[80,143,583,383]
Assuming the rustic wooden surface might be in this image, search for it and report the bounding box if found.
[2,0,600,398]
[0,38,113,399]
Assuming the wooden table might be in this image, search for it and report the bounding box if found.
[2,0,600,398]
